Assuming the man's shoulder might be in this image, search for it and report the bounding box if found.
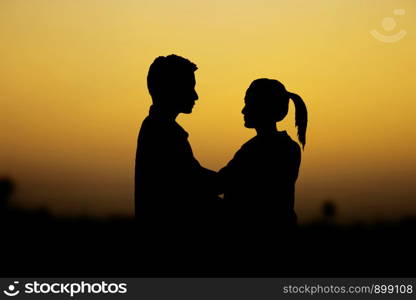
[138,116,188,142]
[139,115,169,135]
[140,115,162,130]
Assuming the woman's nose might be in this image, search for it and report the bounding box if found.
[193,90,198,101]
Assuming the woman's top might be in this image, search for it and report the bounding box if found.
[219,131,301,232]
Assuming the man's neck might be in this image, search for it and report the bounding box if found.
[149,105,179,121]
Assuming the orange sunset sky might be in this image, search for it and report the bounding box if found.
[1,0,416,223]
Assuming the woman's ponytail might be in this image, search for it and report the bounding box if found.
[289,92,308,149]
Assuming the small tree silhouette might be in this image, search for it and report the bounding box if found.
[0,177,14,212]
[322,200,337,222]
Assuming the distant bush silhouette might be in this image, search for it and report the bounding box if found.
[0,177,14,212]
[322,200,337,220]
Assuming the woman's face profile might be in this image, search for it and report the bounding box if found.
[242,93,272,128]
[242,80,289,129]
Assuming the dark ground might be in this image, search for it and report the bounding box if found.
[1,178,415,277]
[1,209,415,277]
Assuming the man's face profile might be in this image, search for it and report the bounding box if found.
[171,71,198,114]
[147,55,199,114]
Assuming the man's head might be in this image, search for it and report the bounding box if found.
[147,54,198,114]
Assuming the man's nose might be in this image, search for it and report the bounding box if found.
[241,106,246,114]
[193,90,198,101]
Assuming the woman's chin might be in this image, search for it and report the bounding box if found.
[244,121,254,128]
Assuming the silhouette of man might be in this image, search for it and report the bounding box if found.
[135,54,218,235]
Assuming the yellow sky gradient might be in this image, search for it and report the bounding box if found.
[1,0,416,222]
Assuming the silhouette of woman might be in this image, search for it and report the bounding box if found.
[219,78,307,236]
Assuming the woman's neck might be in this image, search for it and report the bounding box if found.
[255,123,278,136]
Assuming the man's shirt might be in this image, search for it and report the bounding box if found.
[135,105,218,232]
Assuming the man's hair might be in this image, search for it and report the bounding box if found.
[147,54,198,102]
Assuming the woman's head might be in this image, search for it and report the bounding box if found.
[242,78,308,148]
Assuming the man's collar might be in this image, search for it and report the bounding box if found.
[148,105,189,138]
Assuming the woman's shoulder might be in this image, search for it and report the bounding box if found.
[277,131,300,144]
[262,132,301,162]
[238,132,299,150]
